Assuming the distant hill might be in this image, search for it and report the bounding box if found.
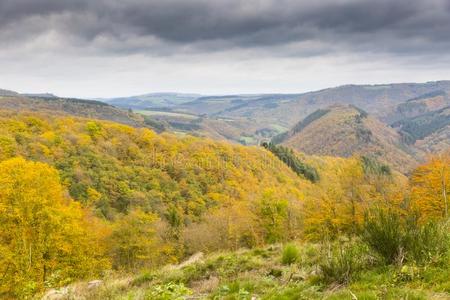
[0,89,19,96]
[135,108,282,145]
[385,91,450,154]
[385,91,450,123]
[158,81,450,125]
[393,106,450,153]
[101,93,201,110]
[3,81,450,149]
[415,123,450,154]
[104,81,450,144]
[21,93,58,98]
[0,93,165,131]
[176,94,300,116]
[273,105,421,173]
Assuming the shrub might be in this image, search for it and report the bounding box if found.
[145,282,192,300]
[394,265,421,283]
[214,281,253,299]
[361,209,404,264]
[361,155,391,176]
[132,271,156,286]
[281,243,300,265]
[319,240,367,284]
[404,220,449,265]
[361,209,450,265]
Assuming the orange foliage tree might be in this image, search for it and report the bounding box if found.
[411,152,450,220]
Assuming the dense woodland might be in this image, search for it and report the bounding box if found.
[0,110,448,298]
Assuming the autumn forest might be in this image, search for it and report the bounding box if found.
[0,107,448,299]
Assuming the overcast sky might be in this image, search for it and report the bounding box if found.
[1,0,450,98]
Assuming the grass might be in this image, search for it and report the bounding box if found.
[239,135,257,145]
[135,109,199,119]
[55,240,449,300]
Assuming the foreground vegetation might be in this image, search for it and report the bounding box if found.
[0,110,448,298]
[54,230,450,299]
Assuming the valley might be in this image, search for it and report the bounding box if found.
[99,81,450,173]
[0,82,449,299]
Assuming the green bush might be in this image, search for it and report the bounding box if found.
[281,243,300,265]
[361,209,404,264]
[131,271,156,286]
[404,220,449,265]
[361,155,391,176]
[319,240,367,284]
[145,282,192,300]
[361,209,450,265]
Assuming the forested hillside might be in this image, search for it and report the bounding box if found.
[274,105,421,173]
[99,81,450,149]
[387,91,450,122]
[0,94,166,131]
[392,106,450,144]
[0,109,448,299]
[0,110,307,297]
[105,81,450,127]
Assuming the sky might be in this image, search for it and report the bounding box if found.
[1,0,450,98]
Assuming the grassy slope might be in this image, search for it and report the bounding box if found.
[135,109,282,145]
[104,93,201,110]
[54,242,450,300]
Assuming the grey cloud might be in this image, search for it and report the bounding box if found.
[1,0,450,58]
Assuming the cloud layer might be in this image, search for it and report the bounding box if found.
[1,0,450,97]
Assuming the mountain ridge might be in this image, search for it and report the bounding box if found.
[274,104,422,173]
[97,81,450,146]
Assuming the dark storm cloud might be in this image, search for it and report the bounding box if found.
[1,0,450,57]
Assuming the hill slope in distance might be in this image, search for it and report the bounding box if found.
[274,105,422,173]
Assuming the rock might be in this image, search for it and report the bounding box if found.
[176,252,204,269]
[291,272,306,281]
[87,279,103,289]
[190,276,219,293]
[41,287,68,300]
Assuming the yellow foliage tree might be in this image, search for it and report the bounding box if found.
[109,209,173,270]
[0,157,110,298]
[302,155,408,239]
[411,153,450,220]
[183,201,258,253]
